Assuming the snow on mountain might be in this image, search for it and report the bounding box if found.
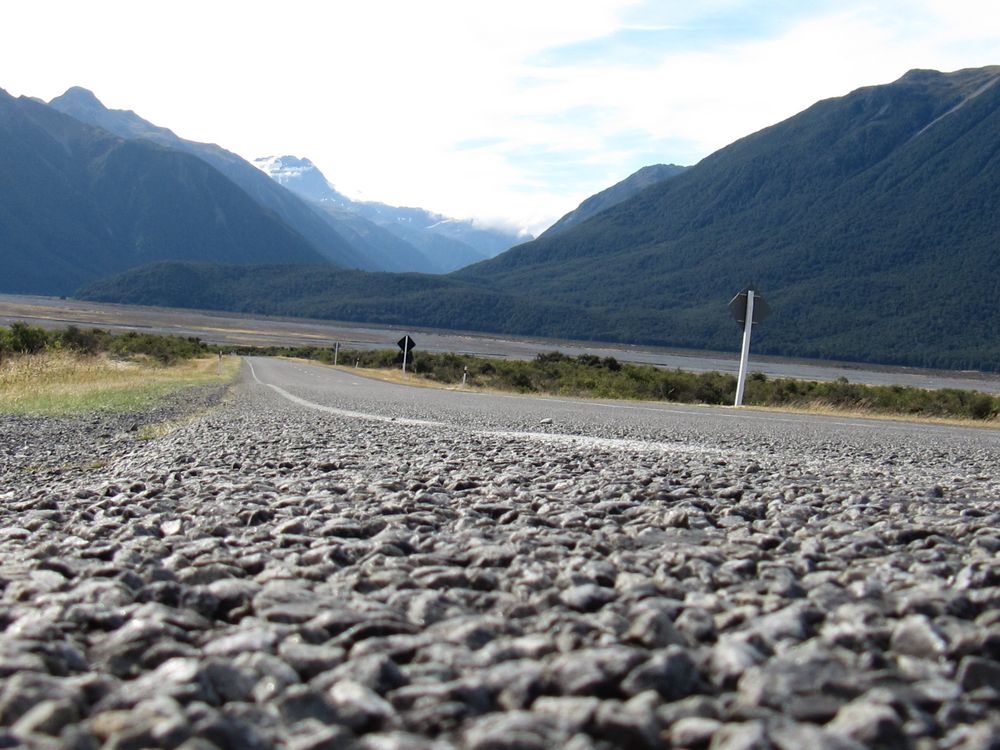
[254,155,530,270]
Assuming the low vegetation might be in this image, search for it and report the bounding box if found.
[243,343,1000,423]
[7,322,996,423]
[0,323,237,416]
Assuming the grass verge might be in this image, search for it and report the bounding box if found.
[0,352,240,416]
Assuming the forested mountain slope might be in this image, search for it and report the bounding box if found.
[0,90,329,294]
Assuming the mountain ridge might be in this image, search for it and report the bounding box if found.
[541,163,688,238]
[49,87,411,271]
[0,88,330,295]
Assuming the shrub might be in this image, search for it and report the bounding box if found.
[6,322,50,354]
[59,326,106,354]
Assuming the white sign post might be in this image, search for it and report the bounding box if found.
[728,288,770,407]
[734,290,755,407]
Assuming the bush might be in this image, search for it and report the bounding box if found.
[108,332,207,364]
[58,326,107,354]
[5,322,50,354]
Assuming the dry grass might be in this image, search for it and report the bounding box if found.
[0,352,240,416]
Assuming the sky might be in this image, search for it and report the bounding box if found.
[2,1,998,236]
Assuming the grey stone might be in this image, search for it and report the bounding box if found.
[11,699,79,736]
[315,654,408,695]
[715,714,772,746]
[621,646,701,700]
[547,647,645,696]
[531,696,600,733]
[328,680,399,732]
[770,721,868,750]
[826,700,906,749]
[203,627,279,657]
[279,640,347,680]
[738,648,862,718]
[708,637,767,688]
[671,716,723,748]
[889,615,947,658]
[956,656,1000,692]
[462,711,563,750]
[593,698,662,750]
[275,685,342,725]
[626,604,687,649]
[287,723,359,750]
[559,584,617,612]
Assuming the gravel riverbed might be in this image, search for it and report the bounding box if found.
[1,373,999,750]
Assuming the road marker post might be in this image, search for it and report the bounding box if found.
[728,288,771,407]
[333,342,339,366]
[735,291,755,407]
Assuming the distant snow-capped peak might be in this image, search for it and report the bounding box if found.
[254,155,348,206]
[254,155,317,182]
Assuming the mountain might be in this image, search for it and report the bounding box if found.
[49,87,378,270]
[541,164,688,237]
[454,66,1000,368]
[78,67,1000,371]
[255,155,528,272]
[0,89,329,295]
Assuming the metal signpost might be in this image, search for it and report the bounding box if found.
[728,288,771,407]
[397,335,416,373]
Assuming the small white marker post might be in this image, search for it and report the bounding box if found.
[333,342,339,366]
[462,366,468,386]
[734,290,755,407]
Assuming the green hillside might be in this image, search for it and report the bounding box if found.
[78,262,604,337]
[454,67,1000,368]
[0,89,330,295]
[541,163,688,238]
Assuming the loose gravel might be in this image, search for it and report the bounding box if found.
[1,371,999,750]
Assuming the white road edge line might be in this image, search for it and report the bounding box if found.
[297,358,945,434]
[246,359,728,455]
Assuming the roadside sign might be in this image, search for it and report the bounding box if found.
[729,289,771,325]
[397,335,416,373]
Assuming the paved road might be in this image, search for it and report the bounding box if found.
[5,293,1000,394]
[245,356,1000,454]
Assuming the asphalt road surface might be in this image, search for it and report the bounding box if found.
[245,356,1000,453]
